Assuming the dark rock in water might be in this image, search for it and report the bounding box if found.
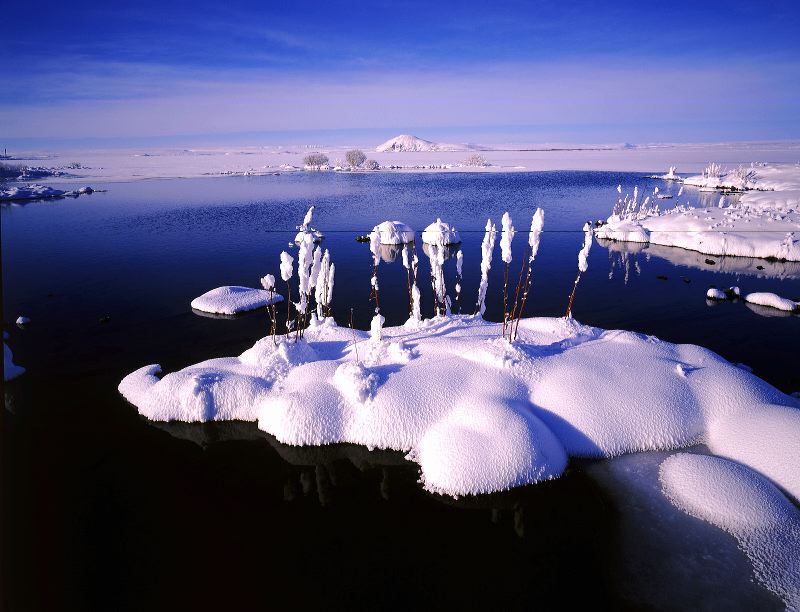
[704,259,716,265]
[656,275,668,281]
[756,265,764,270]
[681,277,691,284]
[355,235,371,242]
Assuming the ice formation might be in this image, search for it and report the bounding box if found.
[476,219,497,316]
[120,316,800,498]
[190,286,284,315]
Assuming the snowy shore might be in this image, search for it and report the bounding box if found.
[596,163,800,261]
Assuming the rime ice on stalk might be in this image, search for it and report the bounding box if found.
[261,274,275,291]
[508,209,545,341]
[578,222,593,273]
[370,313,385,342]
[280,252,294,282]
[295,233,314,317]
[455,249,464,310]
[403,244,421,323]
[294,205,324,243]
[427,243,447,316]
[476,218,497,317]
[315,250,335,318]
[500,212,515,264]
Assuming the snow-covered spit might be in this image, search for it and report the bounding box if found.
[0,184,94,202]
[119,315,800,499]
[595,163,800,261]
[190,286,284,315]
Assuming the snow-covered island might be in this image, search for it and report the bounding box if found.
[191,286,284,315]
[596,163,800,261]
[0,184,95,203]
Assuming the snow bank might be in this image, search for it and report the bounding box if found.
[744,292,799,313]
[4,342,25,381]
[120,316,800,498]
[682,163,759,191]
[190,286,283,315]
[421,218,461,245]
[660,453,800,609]
[596,164,800,261]
[370,221,415,245]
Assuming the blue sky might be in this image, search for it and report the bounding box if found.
[2,0,799,147]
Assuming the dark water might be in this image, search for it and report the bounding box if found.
[3,171,798,610]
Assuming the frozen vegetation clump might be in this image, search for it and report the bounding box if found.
[475,218,497,317]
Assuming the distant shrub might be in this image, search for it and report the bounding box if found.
[463,154,488,167]
[364,159,380,170]
[0,162,25,179]
[303,153,329,170]
[346,149,366,168]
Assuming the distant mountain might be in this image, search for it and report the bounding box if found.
[375,134,481,153]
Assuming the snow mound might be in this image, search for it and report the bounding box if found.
[121,316,800,498]
[4,342,25,381]
[190,286,284,315]
[15,315,30,325]
[421,218,461,245]
[706,288,727,300]
[744,292,799,312]
[371,221,415,245]
[660,453,800,608]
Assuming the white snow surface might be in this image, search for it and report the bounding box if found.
[660,453,800,609]
[4,342,25,381]
[190,286,284,315]
[120,315,800,498]
[744,292,799,312]
[421,219,461,245]
[370,221,415,245]
[595,164,800,261]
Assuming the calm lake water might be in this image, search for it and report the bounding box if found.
[3,171,798,610]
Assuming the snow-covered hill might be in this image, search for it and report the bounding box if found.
[375,134,479,153]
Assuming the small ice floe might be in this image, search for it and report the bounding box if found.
[705,286,740,301]
[190,286,284,315]
[744,292,799,313]
[370,221,415,245]
[4,341,25,381]
[421,218,461,245]
[15,315,30,326]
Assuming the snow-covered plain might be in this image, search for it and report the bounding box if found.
[6,141,800,184]
[190,286,284,315]
[596,163,800,261]
[119,315,800,499]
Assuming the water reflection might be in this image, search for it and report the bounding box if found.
[598,237,800,280]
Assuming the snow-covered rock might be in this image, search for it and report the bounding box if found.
[120,316,800,498]
[743,292,799,312]
[421,218,461,245]
[15,316,30,325]
[370,221,415,245]
[660,453,800,609]
[190,286,284,315]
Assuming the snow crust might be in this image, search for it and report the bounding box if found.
[4,342,25,381]
[421,218,461,245]
[660,453,800,609]
[190,286,284,315]
[120,316,800,498]
[595,164,800,261]
[371,221,415,245]
[744,292,799,313]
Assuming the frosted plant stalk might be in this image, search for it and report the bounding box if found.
[476,218,497,317]
[511,208,544,341]
[455,249,463,312]
[566,223,593,318]
[261,274,277,342]
[369,230,382,337]
[280,251,294,333]
[500,212,515,335]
